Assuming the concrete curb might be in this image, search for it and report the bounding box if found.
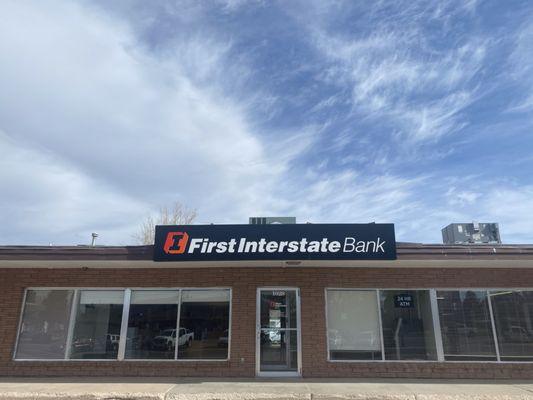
[165,395,533,400]
[2,379,533,400]
[0,394,163,400]
[2,393,533,400]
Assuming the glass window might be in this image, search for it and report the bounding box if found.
[125,290,179,359]
[15,289,73,359]
[178,289,230,359]
[69,290,124,359]
[260,329,298,370]
[490,290,533,361]
[437,290,496,361]
[326,290,382,360]
[380,290,437,360]
[260,290,297,329]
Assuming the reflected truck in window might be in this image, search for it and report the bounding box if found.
[217,329,228,347]
[152,328,194,351]
[503,326,531,342]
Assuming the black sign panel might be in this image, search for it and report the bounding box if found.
[153,223,396,262]
[394,294,414,308]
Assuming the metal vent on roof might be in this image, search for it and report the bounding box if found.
[249,217,296,225]
[442,222,501,244]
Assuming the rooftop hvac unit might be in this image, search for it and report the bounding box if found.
[249,217,296,225]
[441,222,501,244]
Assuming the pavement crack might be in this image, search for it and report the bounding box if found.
[163,384,178,400]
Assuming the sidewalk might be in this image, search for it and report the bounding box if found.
[1,378,533,400]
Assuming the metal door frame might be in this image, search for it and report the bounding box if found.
[256,287,302,377]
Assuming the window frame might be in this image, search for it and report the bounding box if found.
[436,289,500,362]
[13,287,232,362]
[13,288,76,361]
[325,288,384,361]
[486,289,533,362]
[325,287,533,364]
[379,288,439,362]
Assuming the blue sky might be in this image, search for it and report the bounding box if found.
[1,0,533,245]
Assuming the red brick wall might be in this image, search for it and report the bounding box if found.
[1,266,533,378]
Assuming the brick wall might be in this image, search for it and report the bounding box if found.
[1,266,533,378]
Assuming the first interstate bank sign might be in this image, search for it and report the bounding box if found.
[153,223,396,262]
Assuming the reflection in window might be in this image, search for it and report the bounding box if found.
[260,290,297,329]
[326,290,382,360]
[490,290,533,361]
[70,290,124,359]
[125,290,179,359]
[178,290,230,359]
[15,290,73,359]
[437,290,496,361]
[380,290,437,360]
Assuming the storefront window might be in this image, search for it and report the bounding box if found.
[437,290,496,361]
[380,290,437,360]
[178,289,230,359]
[490,290,533,361]
[326,290,382,360]
[69,290,124,359]
[15,289,73,359]
[15,287,232,361]
[125,290,179,359]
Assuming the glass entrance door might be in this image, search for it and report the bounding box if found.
[256,288,301,376]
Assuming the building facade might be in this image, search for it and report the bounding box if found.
[1,240,533,379]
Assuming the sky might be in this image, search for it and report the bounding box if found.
[1,0,533,245]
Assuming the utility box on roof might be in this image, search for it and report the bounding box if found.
[249,216,296,225]
[442,222,502,244]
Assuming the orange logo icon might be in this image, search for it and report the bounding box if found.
[163,232,189,254]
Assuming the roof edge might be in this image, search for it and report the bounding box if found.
[0,243,533,261]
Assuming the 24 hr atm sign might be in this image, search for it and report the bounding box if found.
[153,223,396,262]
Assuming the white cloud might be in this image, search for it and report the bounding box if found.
[0,131,147,245]
[507,20,533,113]
[214,0,264,12]
[480,187,533,242]
[0,0,297,244]
[270,168,432,240]
[396,91,472,141]
[298,1,487,143]
[272,167,533,244]
[446,187,480,206]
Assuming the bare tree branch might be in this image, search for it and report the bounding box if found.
[133,202,197,245]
